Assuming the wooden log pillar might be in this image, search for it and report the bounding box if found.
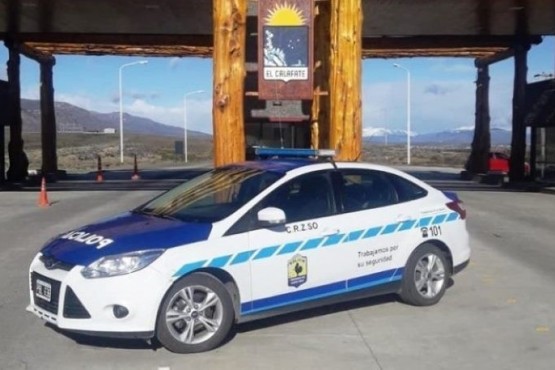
[509,42,529,182]
[40,58,58,175]
[465,62,491,174]
[212,0,247,167]
[312,1,331,149]
[329,0,362,160]
[5,41,29,182]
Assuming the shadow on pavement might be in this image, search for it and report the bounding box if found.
[235,293,398,336]
[46,323,161,351]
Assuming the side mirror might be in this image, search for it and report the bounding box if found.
[257,207,286,227]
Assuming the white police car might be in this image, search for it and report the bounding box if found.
[28,149,470,353]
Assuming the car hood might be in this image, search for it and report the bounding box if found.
[40,212,212,266]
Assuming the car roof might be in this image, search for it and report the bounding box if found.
[229,159,322,174]
[227,159,413,178]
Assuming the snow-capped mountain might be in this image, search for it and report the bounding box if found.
[362,127,417,138]
[363,126,513,145]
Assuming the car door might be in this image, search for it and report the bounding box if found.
[229,170,347,316]
[334,168,422,289]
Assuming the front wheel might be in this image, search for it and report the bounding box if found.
[156,273,235,353]
[399,244,449,306]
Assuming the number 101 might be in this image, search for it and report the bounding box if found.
[429,225,442,236]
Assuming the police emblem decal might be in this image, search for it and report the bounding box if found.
[287,254,308,288]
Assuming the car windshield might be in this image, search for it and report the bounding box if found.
[135,166,283,223]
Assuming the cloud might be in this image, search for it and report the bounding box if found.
[130,91,160,100]
[53,92,213,133]
[362,74,517,135]
[126,97,213,133]
[110,91,160,104]
[56,92,114,113]
[423,82,461,96]
[21,83,40,99]
[110,93,119,104]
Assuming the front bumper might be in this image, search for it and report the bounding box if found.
[28,253,170,336]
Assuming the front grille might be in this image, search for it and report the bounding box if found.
[63,286,91,319]
[31,272,61,314]
[40,254,75,271]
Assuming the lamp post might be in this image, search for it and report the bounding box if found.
[119,60,148,163]
[393,63,411,165]
[183,90,205,163]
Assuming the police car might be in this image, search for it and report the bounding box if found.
[28,148,470,353]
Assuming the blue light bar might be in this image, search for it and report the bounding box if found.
[253,147,336,159]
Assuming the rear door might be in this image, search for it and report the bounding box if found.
[333,168,426,287]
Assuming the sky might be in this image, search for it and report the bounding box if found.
[0,36,554,135]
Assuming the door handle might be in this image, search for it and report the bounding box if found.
[321,228,341,237]
[396,214,414,223]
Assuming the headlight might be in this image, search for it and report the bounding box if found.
[81,249,165,279]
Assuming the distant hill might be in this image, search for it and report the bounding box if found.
[19,99,514,147]
[20,99,211,140]
[413,127,512,146]
[363,126,513,146]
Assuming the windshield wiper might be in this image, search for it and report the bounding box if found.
[132,208,179,221]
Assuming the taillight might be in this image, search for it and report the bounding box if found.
[446,200,466,220]
[442,191,467,219]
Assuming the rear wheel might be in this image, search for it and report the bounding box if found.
[156,273,234,353]
[399,244,449,306]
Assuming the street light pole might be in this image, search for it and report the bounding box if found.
[393,63,411,165]
[119,60,148,163]
[183,90,205,163]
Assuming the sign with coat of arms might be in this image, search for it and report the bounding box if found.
[288,254,308,288]
[258,0,314,100]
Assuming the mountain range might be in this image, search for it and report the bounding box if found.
[363,126,513,146]
[20,99,211,139]
[20,99,512,146]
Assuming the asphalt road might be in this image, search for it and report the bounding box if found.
[0,173,554,370]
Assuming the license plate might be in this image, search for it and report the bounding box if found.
[36,279,52,302]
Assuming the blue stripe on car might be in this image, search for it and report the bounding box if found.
[278,241,303,255]
[363,227,382,238]
[446,212,459,222]
[208,255,233,268]
[322,234,345,247]
[381,223,400,235]
[253,246,280,260]
[432,214,447,224]
[173,212,459,277]
[174,260,208,276]
[418,217,433,227]
[241,268,404,314]
[344,230,364,243]
[231,250,256,265]
[301,237,325,250]
[398,219,417,231]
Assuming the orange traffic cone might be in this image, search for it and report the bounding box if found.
[96,155,104,182]
[37,177,50,208]
[131,154,140,181]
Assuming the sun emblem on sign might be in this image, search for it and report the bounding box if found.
[265,3,306,26]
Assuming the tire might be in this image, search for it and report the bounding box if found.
[399,244,449,306]
[156,272,235,353]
